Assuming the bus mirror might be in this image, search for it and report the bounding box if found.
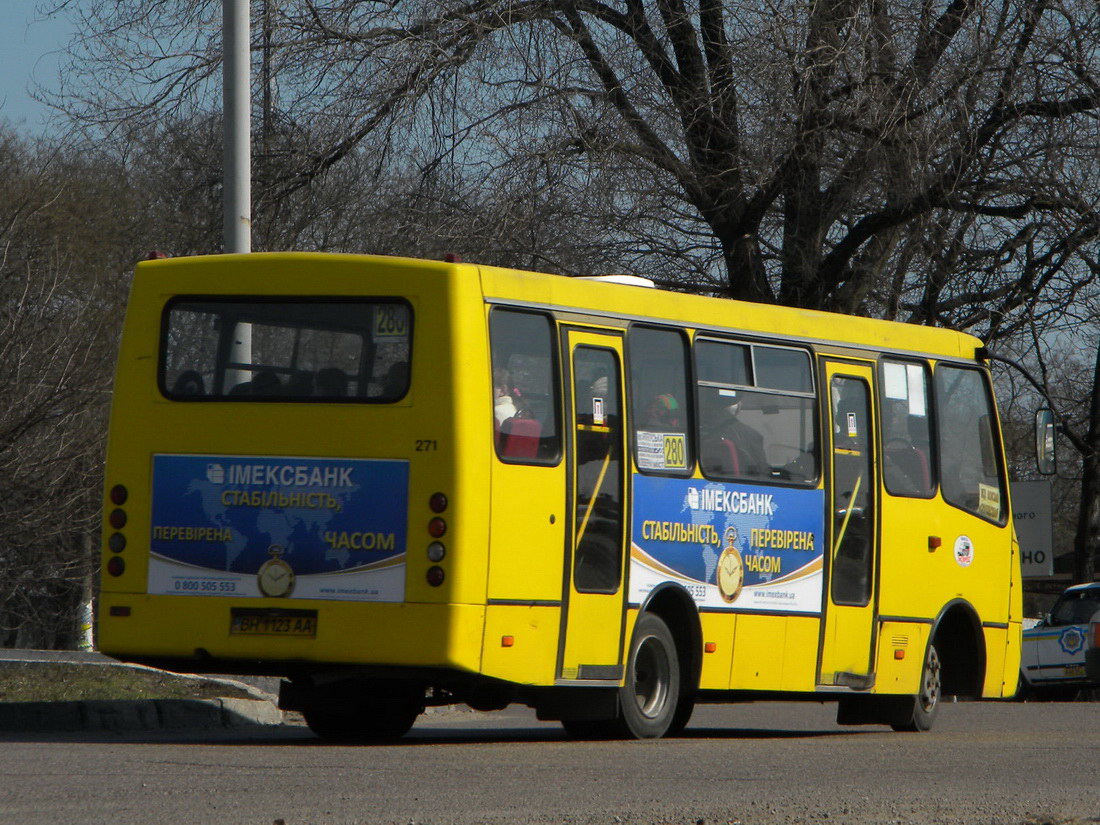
[1035,408,1056,475]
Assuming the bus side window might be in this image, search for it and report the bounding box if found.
[695,339,817,485]
[934,365,1005,522]
[880,360,935,498]
[628,326,692,474]
[489,309,561,464]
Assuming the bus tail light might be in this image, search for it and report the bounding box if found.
[108,533,126,553]
[428,517,446,538]
[427,542,446,562]
[429,492,448,513]
[107,557,126,577]
[110,485,128,505]
[426,566,445,587]
[108,508,127,529]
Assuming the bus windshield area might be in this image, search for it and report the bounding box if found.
[161,299,411,401]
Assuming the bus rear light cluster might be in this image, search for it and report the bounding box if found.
[107,484,128,576]
[426,494,449,585]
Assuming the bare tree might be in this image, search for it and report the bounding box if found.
[43,0,1100,318]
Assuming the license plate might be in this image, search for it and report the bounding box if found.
[230,608,317,637]
[1065,665,1085,678]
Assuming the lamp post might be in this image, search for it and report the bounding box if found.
[223,0,251,254]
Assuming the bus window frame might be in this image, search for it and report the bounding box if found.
[932,362,1009,527]
[157,295,414,403]
[626,323,695,478]
[877,357,938,500]
[693,335,819,488]
[489,306,563,467]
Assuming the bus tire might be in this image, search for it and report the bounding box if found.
[892,643,941,732]
[620,612,680,739]
[302,681,422,742]
[668,692,696,736]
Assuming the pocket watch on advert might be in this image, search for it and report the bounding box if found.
[257,544,296,597]
[716,526,744,604]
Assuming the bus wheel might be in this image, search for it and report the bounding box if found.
[302,681,422,742]
[620,613,680,739]
[892,643,941,732]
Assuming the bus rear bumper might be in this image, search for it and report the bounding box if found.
[97,593,486,676]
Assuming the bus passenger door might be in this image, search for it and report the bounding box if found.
[819,360,878,688]
[558,329,627,681]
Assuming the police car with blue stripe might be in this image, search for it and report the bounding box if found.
[1021,582,1100,698]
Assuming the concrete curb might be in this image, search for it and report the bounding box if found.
[0,696,283,733]
[0,648,285,732]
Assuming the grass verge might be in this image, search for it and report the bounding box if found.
[0,662,257,703]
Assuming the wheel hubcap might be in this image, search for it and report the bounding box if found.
[919,647,942,714]
[633,635,670,718]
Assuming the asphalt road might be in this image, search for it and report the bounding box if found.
[1,699,1097,825]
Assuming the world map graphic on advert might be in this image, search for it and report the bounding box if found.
[147,454,409,601]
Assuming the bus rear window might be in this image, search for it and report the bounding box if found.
[161,299,411,401]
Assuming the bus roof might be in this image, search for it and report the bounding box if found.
[476,263,984,361]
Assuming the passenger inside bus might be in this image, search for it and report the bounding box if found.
[643,393,681,431]
[252,370,283,396]
[701,390,769,479]
[493,368,518,425]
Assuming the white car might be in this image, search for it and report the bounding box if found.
[1020,582,1100,698]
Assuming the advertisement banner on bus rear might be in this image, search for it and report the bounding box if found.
[629,475,824,613]
[148,454,408,601]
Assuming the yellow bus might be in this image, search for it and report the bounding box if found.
[98,252,1022,739]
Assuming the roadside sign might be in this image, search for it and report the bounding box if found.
[1012,480,1054,578]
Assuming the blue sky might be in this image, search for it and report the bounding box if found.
[0,4,75,132]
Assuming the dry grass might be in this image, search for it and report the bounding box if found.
[0,662,256,703]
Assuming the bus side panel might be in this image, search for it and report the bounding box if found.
[878,492,1014,687]
[480,605,560,685]
[729,614,786,690]
[486,463,566,602]
[873,621,929,693]
[984,624,1019,698]
[693,612,732,690]
[781,616,822,692]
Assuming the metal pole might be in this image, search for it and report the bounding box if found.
[223,0,251,253]
[223,0,252,391]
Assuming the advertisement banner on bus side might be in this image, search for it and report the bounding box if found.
[147,454,408,601]
[629,475,824,613]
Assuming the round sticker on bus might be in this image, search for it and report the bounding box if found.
[954,535,974,568]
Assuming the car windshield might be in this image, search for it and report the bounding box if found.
[1049,590,1100,625]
